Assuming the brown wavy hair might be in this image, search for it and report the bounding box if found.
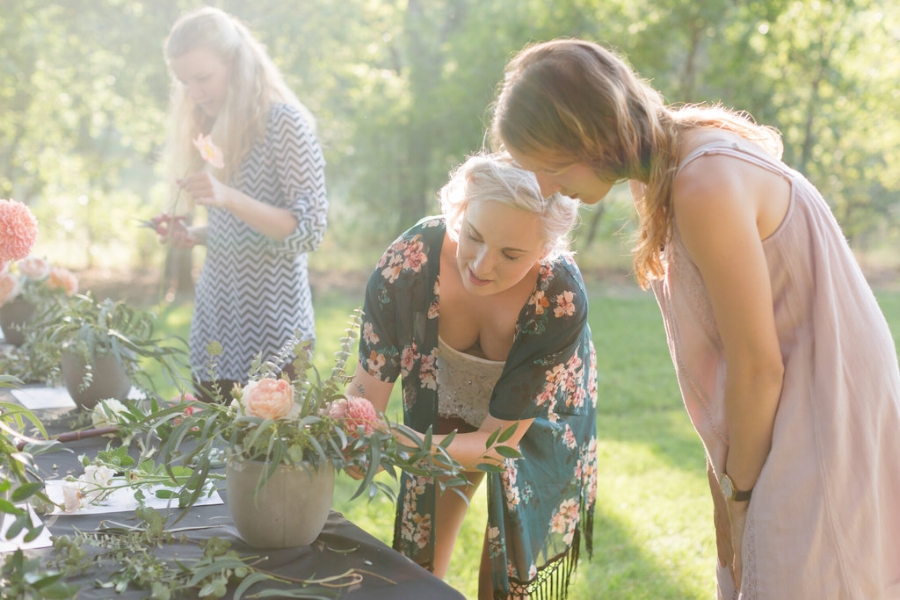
[490,39,781,288]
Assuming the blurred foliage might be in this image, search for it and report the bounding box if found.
[1,0,899,272]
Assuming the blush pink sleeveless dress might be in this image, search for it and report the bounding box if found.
[650,141,900,599]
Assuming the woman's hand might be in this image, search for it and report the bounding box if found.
[178,172,233,209]
[727,499,749,591]
[343,465,366,480]
[150,213,198,249]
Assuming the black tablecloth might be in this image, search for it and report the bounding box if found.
[3,393,464,599]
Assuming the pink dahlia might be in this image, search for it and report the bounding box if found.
[327,396,379,437]
[0,199,38,262]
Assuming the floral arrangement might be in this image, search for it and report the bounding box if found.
[26,292,188,395]
[0,256,78,308]
[0,311,524,598]
[149,313,472,505]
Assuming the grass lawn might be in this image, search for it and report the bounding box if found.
[146,278,900,599]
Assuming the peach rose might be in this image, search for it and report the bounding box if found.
[326,395,379,437]
[18,256,50,280]
[240,378,294,420]
[47,266,78,295]
[0,271,20,305]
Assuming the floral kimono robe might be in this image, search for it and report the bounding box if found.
[360,217,598,599]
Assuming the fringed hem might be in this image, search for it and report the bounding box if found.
[497,528,582,600]
[582,503,594,559]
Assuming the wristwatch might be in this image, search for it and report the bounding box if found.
[720,472,752,502]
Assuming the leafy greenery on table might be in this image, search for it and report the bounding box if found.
[32,293,189,394]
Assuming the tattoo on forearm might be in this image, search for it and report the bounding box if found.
[354,383,366,396]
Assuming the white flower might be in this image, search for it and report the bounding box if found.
[91,398,128,429]
[61,480,83,512]
[79,465,116,502]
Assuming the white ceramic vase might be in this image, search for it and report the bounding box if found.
[226,458,335,549]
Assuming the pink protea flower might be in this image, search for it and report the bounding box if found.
[241,378,294,420]
[326,396,379,437]
[0,271,21,305]
[192,134,225,169]
[48,266,78,296]
[0,199,38,262]
[18,256,50,280]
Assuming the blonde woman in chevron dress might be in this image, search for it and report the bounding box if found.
[154,7,327,401]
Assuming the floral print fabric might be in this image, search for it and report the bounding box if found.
[360,217,598,598]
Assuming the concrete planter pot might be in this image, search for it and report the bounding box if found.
[226,458,335,549]
[60,351,131,409]
[0,297,36,347]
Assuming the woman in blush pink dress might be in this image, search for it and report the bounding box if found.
[491,38,900,599]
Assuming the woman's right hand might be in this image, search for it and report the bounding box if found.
[151,213,197,249]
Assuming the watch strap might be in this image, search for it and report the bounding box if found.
[731,487,752,502]
[721,472,753,502]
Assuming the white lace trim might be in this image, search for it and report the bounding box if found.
[436,336,505,428]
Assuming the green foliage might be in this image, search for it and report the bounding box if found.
[3,0,897,270]
[0,394,54,538]
[27,292,189,394]
[41,507,349,599]
[0,550,78,600]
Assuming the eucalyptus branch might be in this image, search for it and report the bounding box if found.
[42,508,387,600]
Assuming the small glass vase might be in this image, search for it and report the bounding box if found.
[226,458,335,549]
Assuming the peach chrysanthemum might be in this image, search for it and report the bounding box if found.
[326,396,379,437]
[0,199,38,262]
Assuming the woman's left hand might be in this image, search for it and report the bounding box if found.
[727,499,749,592]
[178,172,233,209]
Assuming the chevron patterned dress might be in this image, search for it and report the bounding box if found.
[189,103,327,382]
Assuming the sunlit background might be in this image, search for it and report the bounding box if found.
[4,1,900,597]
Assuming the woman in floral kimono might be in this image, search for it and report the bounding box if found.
[348,153,598,600]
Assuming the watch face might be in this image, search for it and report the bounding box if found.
[721,474,734,499]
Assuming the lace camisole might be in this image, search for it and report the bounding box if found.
[436,336,506,428]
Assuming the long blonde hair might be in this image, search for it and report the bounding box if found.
[162,7,314,192]
[490,39,782,288]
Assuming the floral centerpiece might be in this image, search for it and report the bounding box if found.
[23,292,188,407]
[0,200,44,346]
[0,312,519,596]
[0,257,79,345]
[0,256,79,307]
[140,312,472,547]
